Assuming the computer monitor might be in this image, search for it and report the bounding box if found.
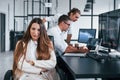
[98,26,118,49]
[78,29,96,43]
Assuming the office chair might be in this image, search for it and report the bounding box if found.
[48,35,68,80]
[4,70,13,80]
[48,35,54,46]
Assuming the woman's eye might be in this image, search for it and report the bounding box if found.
[32,28,35,30]
[38,29,40,31]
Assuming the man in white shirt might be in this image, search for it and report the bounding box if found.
[47,15,89,54]
[43,8,81,44]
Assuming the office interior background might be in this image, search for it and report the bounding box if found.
[1,0,120,80]
[0,0,120,51]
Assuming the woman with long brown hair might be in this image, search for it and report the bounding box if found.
[13,18,59,80]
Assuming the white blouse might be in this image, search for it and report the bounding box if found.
[17,40,59,80]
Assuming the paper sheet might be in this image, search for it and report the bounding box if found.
[64,53,86,57]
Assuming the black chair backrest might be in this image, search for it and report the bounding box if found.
[48,35,54,46]
[4,70,13,80]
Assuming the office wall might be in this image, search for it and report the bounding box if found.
[0,0,14,51]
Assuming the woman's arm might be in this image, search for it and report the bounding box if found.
[15,41,42,74]
[33,41,57,70]
[17,56,42,74]
[33,50,57,70]
[43,13,61,22]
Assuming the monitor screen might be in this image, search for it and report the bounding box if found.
[98,12,120,50]
[78,29,96,43]
[98,18,119,49]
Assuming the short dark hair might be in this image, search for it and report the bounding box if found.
[68,8,81,16]
[58,15,71,24]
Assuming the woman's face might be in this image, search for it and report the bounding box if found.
[30,23,40,41]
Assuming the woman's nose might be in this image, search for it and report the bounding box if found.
[34,30,38,35]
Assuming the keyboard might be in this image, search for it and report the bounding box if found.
[98,50,109,54]
[87,52,108,62]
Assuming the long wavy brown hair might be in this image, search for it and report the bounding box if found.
[13,18,53,75]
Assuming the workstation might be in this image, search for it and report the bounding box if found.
[1,0,120,80]
[56,28,120,80]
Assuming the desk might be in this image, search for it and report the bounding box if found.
[59,55,120,80]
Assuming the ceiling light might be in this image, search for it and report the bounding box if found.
[85,4,91,9]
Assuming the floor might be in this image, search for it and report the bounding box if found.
[0,51,102,80]
[0,51,13,80]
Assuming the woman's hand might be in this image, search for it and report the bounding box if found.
[41,68,48,72]
[26,60,35,66]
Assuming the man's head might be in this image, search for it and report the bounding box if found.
[58,15,71,32]
[68,8,81,22]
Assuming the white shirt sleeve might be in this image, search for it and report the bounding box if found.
[33,50,56,70]
[45,13,61,22]
[54,34,68,53]
[67,26,72,34]
[18,56,42,74]
[47,27,68,53]
[67,22,73,34]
